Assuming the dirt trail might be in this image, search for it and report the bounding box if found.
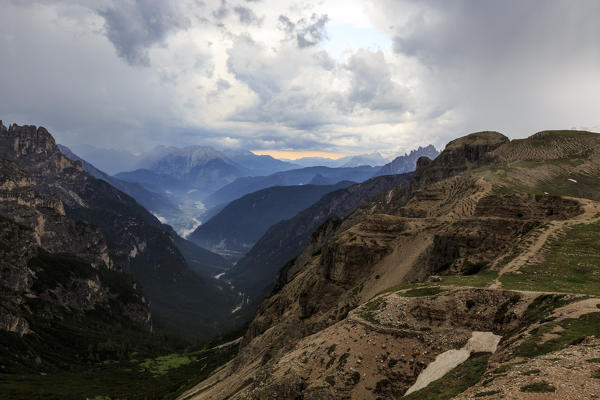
[490,198,600,289]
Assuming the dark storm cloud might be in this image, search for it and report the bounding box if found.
[381,0,600,137]
[389,0,600,67]
[278,13,329,48]
[5,0,600,156]
[97,0,190,66]
[278,15,295,34]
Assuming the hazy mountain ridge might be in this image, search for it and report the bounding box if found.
[376,144,440,176]
[111,146,301,235]
[58,144,182,221]
[206,165,380,207]
[289,152,388,168]
[189,181,355,258]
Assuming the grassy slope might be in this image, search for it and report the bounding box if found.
[0,346,236,400]
[501,222,600,295]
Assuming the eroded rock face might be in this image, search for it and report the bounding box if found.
[474,194,581,220]
[0,158,151,336]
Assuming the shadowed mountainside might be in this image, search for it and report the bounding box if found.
[205,165,380,207]
[189,181,355,258]
[225,173,413,304]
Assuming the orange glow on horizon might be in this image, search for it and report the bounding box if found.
[251,150,348,160]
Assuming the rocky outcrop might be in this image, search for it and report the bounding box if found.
[411,131,509,187]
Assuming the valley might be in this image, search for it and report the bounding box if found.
[2,123,600,400]
[3,2,598,399]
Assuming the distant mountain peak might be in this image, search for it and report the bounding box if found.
[376,144,440,176]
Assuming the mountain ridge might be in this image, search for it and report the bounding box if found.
[189,181,355,258]
[183,129,600,399]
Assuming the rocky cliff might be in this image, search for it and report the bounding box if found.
[0,152,152,371]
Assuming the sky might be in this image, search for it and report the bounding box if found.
[2,0,600,158]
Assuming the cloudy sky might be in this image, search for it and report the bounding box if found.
[2,0,600,158]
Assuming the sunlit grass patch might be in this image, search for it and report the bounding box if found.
[439,271,498,288]
[501,223,600,295]
[139,353,196,376]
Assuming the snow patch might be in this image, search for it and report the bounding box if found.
[404,331,501,396]
[568,178,578,183]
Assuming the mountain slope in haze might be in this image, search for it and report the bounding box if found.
[113,146,303,235]
[376,144,440,175]
[58,144,181,220]
[115,146,300,195]
[189,181,355,257]
[206,165,380,207]
[225,173,413,303]
[116,147,245,195]
[69,144,142,175]
[223,149,299,176]
[184,129,600,400]
[0,122,240,339]
[339,152,388,167]
[289,152,388,168]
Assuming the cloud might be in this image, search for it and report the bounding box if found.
[4,0,600,158]
[233,6,261,25]
[346,50,408,111]
[212,0,229,20]
[279,13,329,48]
[97,0,190,66]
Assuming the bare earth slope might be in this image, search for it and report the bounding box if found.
[182,130,600,400]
